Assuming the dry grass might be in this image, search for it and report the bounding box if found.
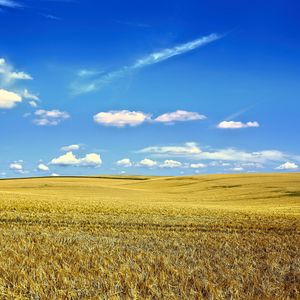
[0,173,299,299]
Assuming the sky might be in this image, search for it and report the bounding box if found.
[0,0,300,177]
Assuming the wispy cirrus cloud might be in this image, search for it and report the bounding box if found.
[0,58,32,86]
[40,13,61,20]
[0,0,23,8]
[133,34,221,68]
[71,33,222,95]
[138,142,300,165]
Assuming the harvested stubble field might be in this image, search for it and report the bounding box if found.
[0,173,299,299]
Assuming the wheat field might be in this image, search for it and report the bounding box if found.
[0,173,299,299]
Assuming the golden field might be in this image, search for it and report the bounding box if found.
[0,173,299,299]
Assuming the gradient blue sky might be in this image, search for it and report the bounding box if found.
[0,0,300,177]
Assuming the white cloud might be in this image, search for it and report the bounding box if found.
[72,33,221,94]
[116,158,132,167]
[22,89,39,108]
[0,58,32,86]
[37,163,49,172]
[29,101,38,108]
[51,173,60,177]
[9,161,27,174]
[61,144,80,152]
[51,152,78,166]
[132,34,220,69]
[138,142,201,156]
[40,13,61,21]
[9,71,32,81]
[77,69,102,77]
[275,162,298,170]
[217,121,259,129]
[209,161,231,167]
[160,160,183,168]
[0,89,22,109]
[9,162,23,171]
[237,162,264,169]
[79,153,102,166]
[34,109,70,126]
[138,158,157,168]
[190,163,206,169]
[231,167,244,172]
[138,142,296,164]
[50,151,102,167]
[94,110,151,127]
[93,110,206,127]
[154,110,206,124]
[0,60,37,108]
[0,0,22,8]
[22,89,39,101]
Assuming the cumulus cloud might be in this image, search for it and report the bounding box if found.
[138,158,157,168]
[51,152,78,166]
[154,110,206,124]
[159,160,183,168]
[0,89,22,108]
[9,162,23,171]
[138,142,296,164]
[0,58,32,86]
[79,153,102,166]
[61,144,80,152]
[116,158,132,167]
[9,161,27,174]
[0,58,39,109]
[94,110,151,127]
[72,33,221,94]
[50,151,102,167]
[115,158,190,169]
[93,110,206,127]
[190,163,206,169]
[217,121,260,129]
[34,109,70,126]
[230,167,244,172]
[37,163,49,172]
[275,162,298,170]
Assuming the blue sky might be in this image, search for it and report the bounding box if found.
[0,0,300,177]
